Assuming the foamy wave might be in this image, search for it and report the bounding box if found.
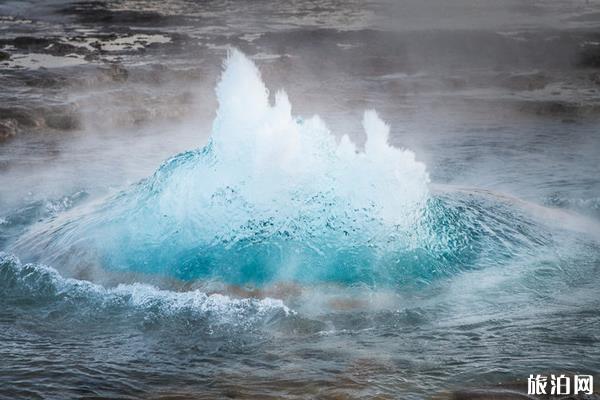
[0,253,292,328]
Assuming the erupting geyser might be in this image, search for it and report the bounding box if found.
[13,50,549,287]
[14,50,438,285]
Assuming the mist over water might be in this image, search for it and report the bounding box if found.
[1,1,600,399]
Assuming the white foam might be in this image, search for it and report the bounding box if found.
[162,49,429,235]
[0,253,292,325]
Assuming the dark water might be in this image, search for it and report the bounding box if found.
[1,1,600,399]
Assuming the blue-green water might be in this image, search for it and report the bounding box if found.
[1,49,599,400]
[1,0,600,392]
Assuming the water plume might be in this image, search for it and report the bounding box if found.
[14,49,436,285]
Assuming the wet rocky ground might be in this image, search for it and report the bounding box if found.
[0,0,599,142]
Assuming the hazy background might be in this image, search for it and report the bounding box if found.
[1,0,599,209]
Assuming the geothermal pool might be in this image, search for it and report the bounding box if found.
[1,49,599,399]
[2,0,600,397]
